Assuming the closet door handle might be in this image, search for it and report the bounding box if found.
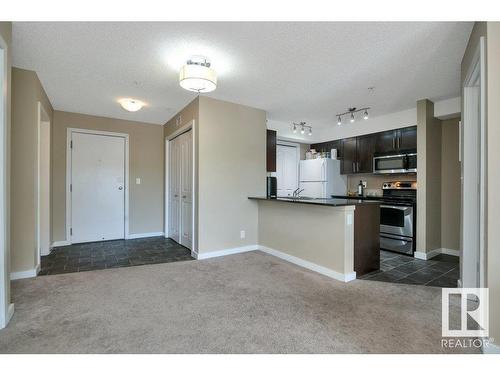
[182,195,187,199]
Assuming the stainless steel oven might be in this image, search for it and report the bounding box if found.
[373,153,417,174]
[379,181,417,255]
[380,204,414,255]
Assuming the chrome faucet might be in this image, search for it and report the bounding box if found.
[292,188,305,198]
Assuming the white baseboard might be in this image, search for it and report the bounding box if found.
[51,240,71,248]
[258,245,356,283]
[7,303,14,325]
[10,264,40,280]
[127,232,164,240]
[414,248,460,260]
[440,248,460,256]
[483,340,500,354]
[196,245,258,260]
[190,249,199,259]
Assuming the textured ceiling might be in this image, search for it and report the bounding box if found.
[12,22,473,126]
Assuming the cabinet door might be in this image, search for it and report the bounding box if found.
[374,130,396,154]
[341,137,357,174]
[356,135,376,173]
[266,129,277,172]
[398,126,417,151]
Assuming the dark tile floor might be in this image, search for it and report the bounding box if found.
[360,250,459,287]
[39,236,194,275]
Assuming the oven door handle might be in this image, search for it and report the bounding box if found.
[380,205,413,214]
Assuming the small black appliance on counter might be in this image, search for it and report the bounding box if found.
[266,176,277,198]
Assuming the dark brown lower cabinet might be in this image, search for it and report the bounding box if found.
[354,204,380,277]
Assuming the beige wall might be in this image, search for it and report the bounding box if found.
[0,22,12,311]
[416,99,442,253]
[10,68,53,273]
[52,111,165,241]
[486,21,500,348]
[440,118,460,251]
[197,96,266,253]
[258,201,354,276]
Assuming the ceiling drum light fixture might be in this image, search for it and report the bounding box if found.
[179,55,217,93]
[335,107,371,126]
[291,121,312,136]
[119,98,145,112]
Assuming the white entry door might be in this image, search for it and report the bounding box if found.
[276,144,298,197]
[168,130,193,249]
[70,132,126,243]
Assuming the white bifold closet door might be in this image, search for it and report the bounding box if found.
[168,130,193,249]
[71,132,125,243]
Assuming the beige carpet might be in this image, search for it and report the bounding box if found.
[0,251,475,353]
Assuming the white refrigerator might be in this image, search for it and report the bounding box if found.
[299,159,347,198]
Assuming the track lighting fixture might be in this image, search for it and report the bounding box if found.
[291,121,312,136]
[335,107,371,126]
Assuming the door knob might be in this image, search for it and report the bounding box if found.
[182,195,187,198]
[174,194,178,197]
[118,186,123,190]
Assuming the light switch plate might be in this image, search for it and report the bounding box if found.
[362,181,367,188]
[240,230,246,239]
[136,178,141,185]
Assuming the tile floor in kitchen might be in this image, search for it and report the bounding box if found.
[360,250,459,287]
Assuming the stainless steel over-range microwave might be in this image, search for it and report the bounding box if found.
[373,152,417,174]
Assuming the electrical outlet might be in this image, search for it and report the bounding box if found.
[362,181,367,188]
[240,230,246,239]
[136,178,141,185]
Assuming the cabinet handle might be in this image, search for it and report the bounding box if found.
[357,162,360,173]
[398,137,401,149]
[182,195,187,199]
[392,137,395,149]
[352,162,355,173]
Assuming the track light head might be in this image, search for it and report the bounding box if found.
[350,112,355,123]
[363,110,369,120]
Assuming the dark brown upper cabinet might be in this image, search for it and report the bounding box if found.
[374,126,417,154]
[341,137,357,174]
[266,129,277,172]
[398,126,417,151]
[310,139,343,159]
[356,135,376,173]
[341,135,375,174]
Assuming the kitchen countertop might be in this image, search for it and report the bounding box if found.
[248,196,380,207]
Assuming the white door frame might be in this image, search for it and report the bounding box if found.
[164,120,197,257]
[0,33,14,329]
[36,102,50,266]
[461,36,486,288]
[66,128,130,244]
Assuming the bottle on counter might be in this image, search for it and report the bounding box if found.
[357,180,364,197]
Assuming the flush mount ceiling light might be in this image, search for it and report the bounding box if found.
[336,107,370,126]
[179,56,217,93]
[292,121,312,136]
[119,98,145,112]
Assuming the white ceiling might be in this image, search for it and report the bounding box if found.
[12,22,473,127]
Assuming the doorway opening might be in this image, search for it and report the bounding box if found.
[165,120,196,257]
[461,36,486,289]
[0,33,14,329]
[36,103,51,269]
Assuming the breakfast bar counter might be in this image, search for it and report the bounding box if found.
[249,197,380,281]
